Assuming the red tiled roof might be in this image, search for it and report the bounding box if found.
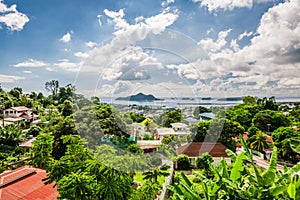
[177,142,229,157]
[0,166,58,200]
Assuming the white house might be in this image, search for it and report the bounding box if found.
[3,106,39,124]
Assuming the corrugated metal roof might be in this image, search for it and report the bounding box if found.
[199,112,215,119]
[0,166,58,200]
[177,142,229,158]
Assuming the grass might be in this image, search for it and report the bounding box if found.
[134,169,170,185]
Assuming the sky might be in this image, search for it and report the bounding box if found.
[0,0,299,99]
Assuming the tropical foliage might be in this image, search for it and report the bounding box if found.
[169,135,300,200]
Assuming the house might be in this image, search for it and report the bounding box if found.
[0,166,59,200]
[3,106,39,125]
[184,117,199,126]
[19,136,36,151]
[170,122,188,132]
[176,142,230,167]
[137,140,162,153]
[156,128,190,140]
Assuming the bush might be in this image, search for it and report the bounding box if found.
[176,154,190,170]
[195,152,213,171]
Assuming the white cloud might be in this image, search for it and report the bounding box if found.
[0,0,29,31]
[193,0,273,12]
[74,52,89,58]
[0,74,24,82]
[82,8,178,77]
[13,59,47,67]
[200,0,300,95]
[60,32,72,43]
[238,31,253,40]
[22,70,32,74]
[97,14,102,26]
[51,59,81,72]
[85,41,97,48]
[198,29,231,52]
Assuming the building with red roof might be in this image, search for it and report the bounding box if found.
[0,166,58,200]
[176,142,230,167]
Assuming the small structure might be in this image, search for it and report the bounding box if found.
[156,127,190,140]
[170,122,188,132]
[0,166,59,200]
[176,142,230,166]
[137,140,162,153]
[199,112,215,121]
[3,106,39,125]
[184,117,199,126]
[19,136,36,151]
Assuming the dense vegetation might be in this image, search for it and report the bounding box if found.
[169,135,300,200]
[1,82,300,199]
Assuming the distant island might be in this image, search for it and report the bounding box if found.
[116,93,163,101]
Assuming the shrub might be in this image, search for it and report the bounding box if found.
[176,154,190,170]
[195,152,213,171]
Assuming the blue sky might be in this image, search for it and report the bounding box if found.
[0,0,299,98]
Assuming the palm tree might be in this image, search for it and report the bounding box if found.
[143,167,169,183]
[249,131,269,152]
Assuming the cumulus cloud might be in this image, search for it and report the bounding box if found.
[198,29,231,52]
[0,0,29,31]
[202,0,300,95]
[0,74,24,82]
[238,31,253,40]
[85,41,97,48]
[52,59,81,72]
[193,0,273,12]
[74,52,89,58]
[82,7,178,80]
[60,32,72,43]
[13,59,47,67]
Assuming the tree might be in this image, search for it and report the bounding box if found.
[0,124,25,147]
[45,116,78,159]
[129,181,160,200]
[61,100,73,117]
[159,109,182,127]
[31,132,54,168]
[195,152,213,171]
[253,110,290,132]
[125,144,143,154]
[242,96,257,105]
[190,120,210,142]
[142,167,169,183]
[257,96,279,111]
[45,80,59,96]
[192,118,243,151]
[57,172,95,199]
[169,135,300,200]
[176,154,190,170]
[8,87,22,98]
[57,84,75,104]
[193,106,210,119]
[272,127,300,163]
[26,125,42,137]
[248,131,269,152]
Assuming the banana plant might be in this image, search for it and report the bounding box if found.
[168,134,300,199]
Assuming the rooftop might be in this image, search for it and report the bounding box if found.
[177,142,229,158]
[8,106,30,112]
[0,166,58,200]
